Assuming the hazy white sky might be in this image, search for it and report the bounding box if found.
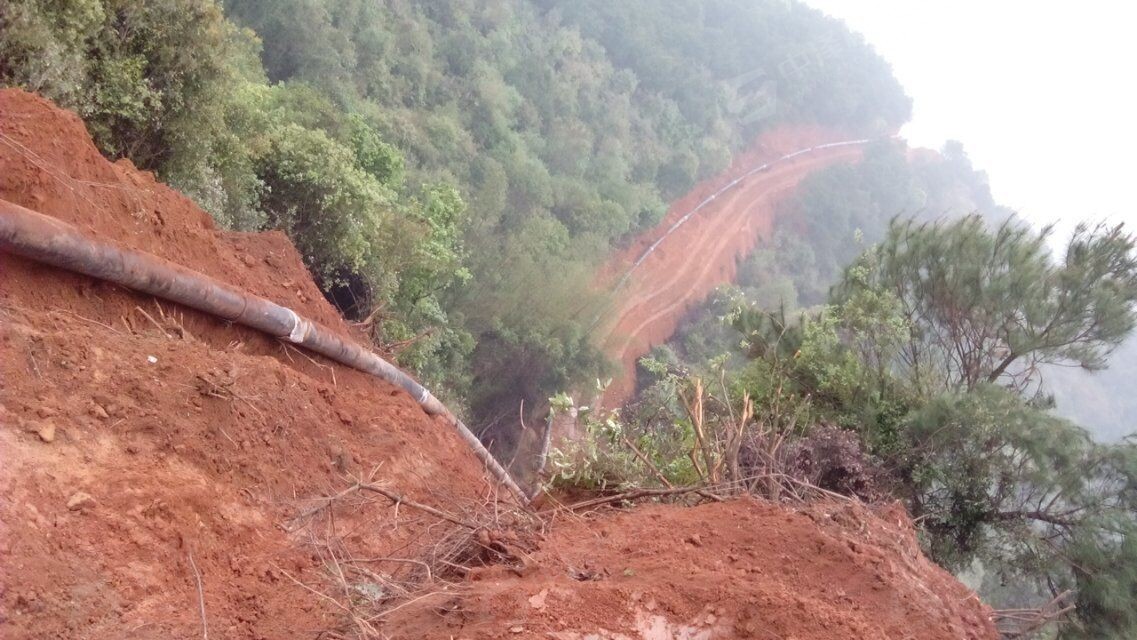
[803,0,1136,243]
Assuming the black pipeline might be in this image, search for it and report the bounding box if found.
[0,198,526,502]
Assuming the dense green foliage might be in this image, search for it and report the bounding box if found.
[0,0,476,394]
[0,0,262,213]
[1,0,910,433]
[219,0,910,430]
[826,218,1137,636]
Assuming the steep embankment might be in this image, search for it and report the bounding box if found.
[0,89,493,639]
[597,128,866,406]
[0,92,994,640]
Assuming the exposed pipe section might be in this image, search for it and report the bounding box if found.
[0,198,527,502]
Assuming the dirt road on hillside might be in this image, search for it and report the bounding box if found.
[597,132,866,406]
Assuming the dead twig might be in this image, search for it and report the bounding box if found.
[364,589,452,622]
[559,471,848,513]
[281,343,337,387]
[286,480,381,531]
[50,307,122,334]
[281,468,539,637]
[535,411,554,476]
[620,435,674,489]
[356,483,478,530]
[695,489,726,502]
[382,328,436,354]
[679,378,713,482]
[272,561,375,637]
[134,305,172,338]
[564,485,723,511]
[274,557,383,639]
[992,590,1076,638]
[351,303,389,332]
[353,557,434,583]
[188,551,208,640]
[288,480,478,531]
[192,372,264,420]
[506,400,527,471]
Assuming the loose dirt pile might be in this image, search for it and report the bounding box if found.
[596,128,864,406]
[1,90,995,640]
[0,89,493,639]
[382,499,995,639]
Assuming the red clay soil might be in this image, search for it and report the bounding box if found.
[0,89,495,639]
[0,91,995,640]
[382,499,996,639]
[596,128,864,406]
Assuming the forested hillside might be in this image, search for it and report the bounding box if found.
[0,0,909,429]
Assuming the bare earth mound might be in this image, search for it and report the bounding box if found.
[1,90,995,639]
[382,499,996,639]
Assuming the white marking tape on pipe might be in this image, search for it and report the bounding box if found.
[284,307,308,343]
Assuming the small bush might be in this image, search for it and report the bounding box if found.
[546,409,639,492]
[784,423,878,500]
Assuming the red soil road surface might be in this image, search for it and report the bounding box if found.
[0,91,995,639]
[597,127,865,407]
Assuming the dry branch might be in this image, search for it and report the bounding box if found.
[355,483,478,529]
[559,471,849,513]
[992,590,1076,638]
[188,551,208,640]
[620,435,674,489]
[564,485,723,511]
[287,480,478,531]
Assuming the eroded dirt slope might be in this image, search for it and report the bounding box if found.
[0,89,494,639]
[596,128,864,406]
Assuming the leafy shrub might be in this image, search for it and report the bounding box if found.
[546,408,640,492]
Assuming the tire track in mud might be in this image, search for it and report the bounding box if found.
[596,140,868,406]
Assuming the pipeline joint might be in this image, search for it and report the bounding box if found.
[284,307,309,343]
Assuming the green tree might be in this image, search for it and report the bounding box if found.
[901,388,1137,637]
[835,216,1137,395]
[256,122,399,288]
[672,209,1137,636]
[1,0,263,219]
